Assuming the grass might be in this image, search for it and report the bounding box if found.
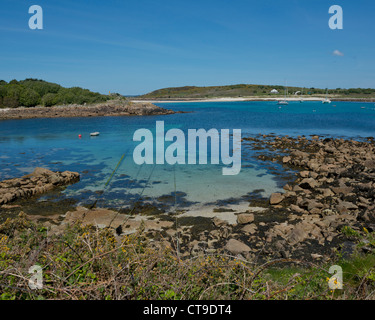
[1,213,375,300]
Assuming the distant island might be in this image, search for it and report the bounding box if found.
[0,79,177,119]
[137,84,375,101]
[3,80,375,110]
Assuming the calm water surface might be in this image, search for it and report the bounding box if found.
[0,100,374,210]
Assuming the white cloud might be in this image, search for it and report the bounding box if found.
[333,50,344,56]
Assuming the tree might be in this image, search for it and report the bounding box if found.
[2,96,19,108]
[19,87,40,107]
[41,93,56,107]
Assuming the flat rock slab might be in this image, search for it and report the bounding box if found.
[0,167,79,206]
[60,206,173,235]
[269,193,284,205]
[225,239,251,254]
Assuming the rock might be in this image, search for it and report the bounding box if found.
[284,191,296,198]
[270,193,284,205]
[291,150,309,159]
[324,146,336,154]
[224,239,251,254]
[293,185,304,192]
[241,224,257,234]
[3,193,14,203]
[237,213,254,224]
[311,253,323,260]
[318,164,331,173]
[213,217,227,227]
[29,167,54,177]
[300,171,310,178]
[165,229,177,237]
[306,199,324,212]
[49,174,61,185]
[322,188,335,197]
[0,100,176,120]
[364,160,375,169]
[299,178,319,190]
[288,225,308,244]
[0,168,80,205]
[309,172,319,179]
[359,196,370,205]
[331,186,353,195]
[290,204,308,214]
[283,184,292,191]
[63,207,173,233]
[336,200,358,214]
[282,156,291,163]
[1,204,21,209]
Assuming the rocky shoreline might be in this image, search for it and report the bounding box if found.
[0,168,79,206]
[0,100,177,120]
[1,135,375,263]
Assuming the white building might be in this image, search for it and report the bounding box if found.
[270,89,279,94]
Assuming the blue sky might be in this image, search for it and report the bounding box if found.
[0,0,374,95]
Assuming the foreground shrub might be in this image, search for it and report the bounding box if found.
[1,214,375,300]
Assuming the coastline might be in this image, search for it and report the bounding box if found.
[0,100,177,120]
[1,97,372,121]
[2,134,374,263]
[132,97,375,103]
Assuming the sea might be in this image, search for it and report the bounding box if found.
[0,100,374,211]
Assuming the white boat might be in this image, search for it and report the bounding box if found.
[322,89,331,104]
[277,83,289,105]
[277,100,288,105]
[90,132,100,136]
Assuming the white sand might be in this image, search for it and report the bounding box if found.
[132,97,328,103]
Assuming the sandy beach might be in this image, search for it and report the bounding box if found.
[132,96,375,103]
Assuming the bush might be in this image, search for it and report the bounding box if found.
[0,79,109,108]
[1,214,375,300]
[41,93,56,107]
[19,88,40,107]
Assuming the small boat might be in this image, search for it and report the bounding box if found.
[277,83,289,105]
[322,89,331,104]
[90,132,100,136]
[277,100,288,105]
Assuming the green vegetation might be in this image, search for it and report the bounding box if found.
[1,213,375,300]
[139,84,375,99]
[0,79,111,108]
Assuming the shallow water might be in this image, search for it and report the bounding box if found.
[0,100,374,210]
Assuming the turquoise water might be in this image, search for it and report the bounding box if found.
[0,100,374,210]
